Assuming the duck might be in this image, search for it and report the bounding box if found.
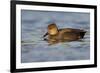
[43,23,86,45]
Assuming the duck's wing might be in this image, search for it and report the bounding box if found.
[68,28,86,37]
[59,28,86,38]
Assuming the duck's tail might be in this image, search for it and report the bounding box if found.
[80,31,86,38]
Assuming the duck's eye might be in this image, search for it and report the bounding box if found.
[49,27,52,29]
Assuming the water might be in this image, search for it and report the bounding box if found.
[21,10,90,63]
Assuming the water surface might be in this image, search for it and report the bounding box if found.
[21,10,90,63]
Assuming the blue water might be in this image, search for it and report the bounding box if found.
[21,10,90,63]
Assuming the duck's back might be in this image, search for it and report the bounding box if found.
[59,28,85,33]
[58,28,86,41]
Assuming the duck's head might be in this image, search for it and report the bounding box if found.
[47,23,59,35]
